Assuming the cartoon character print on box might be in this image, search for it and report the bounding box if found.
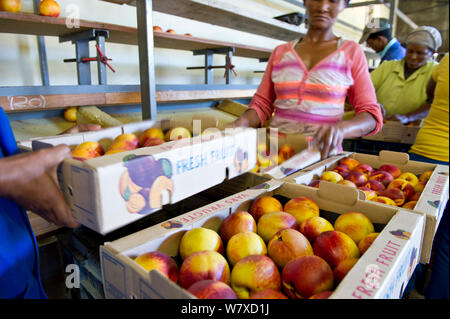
[234,148,249,174]
[119,154,174,214]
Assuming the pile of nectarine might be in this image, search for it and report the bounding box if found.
[252,143,296,173]
[132,195,380,299]
[70,126,192,161]
[307,157,433,211]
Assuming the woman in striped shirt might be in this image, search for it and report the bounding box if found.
[232,0,383,159]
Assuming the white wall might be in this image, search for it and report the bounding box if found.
[0,0,388,87]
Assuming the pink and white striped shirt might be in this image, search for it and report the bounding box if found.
[249,39,383,135]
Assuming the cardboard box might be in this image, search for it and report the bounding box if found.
[250,130,331,180]
[362,121,421,144]
[283,150,449,264]
[18,117,257,235]
[100,180,425,299]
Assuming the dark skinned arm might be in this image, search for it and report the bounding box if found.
[228,109,262,128]
[313,111,377,159]
[392,76,437,124]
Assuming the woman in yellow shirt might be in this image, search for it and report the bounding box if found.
[370,26,442,123]
[410,53,449,163]
[407,54,449,300]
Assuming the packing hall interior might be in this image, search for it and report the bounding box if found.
[0,0,448,303]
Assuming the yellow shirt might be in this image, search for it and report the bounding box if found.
[371,59,437,116]
[410,54,449,162]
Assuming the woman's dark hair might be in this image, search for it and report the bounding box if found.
[368,29,392,41]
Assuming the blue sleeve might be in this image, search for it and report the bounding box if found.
[0,108,19,156]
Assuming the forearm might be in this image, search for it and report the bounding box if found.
[0,153,35,197]
[339,111,378,139]
[402,103,431,123]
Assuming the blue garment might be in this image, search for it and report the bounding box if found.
[380,38,406,63]
[404,152,449,299]
[0,108,47,299]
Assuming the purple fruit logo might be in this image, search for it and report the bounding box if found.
[161,220,183,229]
[250,183,271,190]
[428,200,440,209]
[119,154,174,214]
[389,229,411,240]
[234,148,249,174]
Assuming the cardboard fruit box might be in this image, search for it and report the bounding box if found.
[18,116,257,235]
[362,121,421,144]
[100,180,425,299]
[283,150,449,264]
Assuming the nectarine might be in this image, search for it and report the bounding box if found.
[226,232,267,266]
[0,0,21,12]
[39,0,60,17]
[230,255,281,299]
[358,232,379,255]
[249,196,283,221]
[320,171,343,183]
[353,164,374,176]
[334,212,375,244]
[380,188,406,206]
[333,258,359,284]
[373,196,397,206]
[313,230,360,268]
[267,228,313,269]
[250,289,288,299]
[398,172,419,187]
[282,255,334,299]
[134,251,178,283]
[299,216,334,243]
[257,211,297,243]
[419,171,433,183]
[179,227,224,260]
[378,164,402,179]
[187,280,237,299]
[179,250,230,289]
[402,201,418,210]
[283,196,320,225]
[369,170,394,187]
[345,171,368,187]
[339,157,360,170]
[219,211,256,243]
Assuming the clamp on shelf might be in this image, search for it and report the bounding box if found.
[186,47,236,85]
[60,29,115,85]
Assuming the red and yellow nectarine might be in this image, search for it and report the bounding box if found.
[267,228,313,269]
[219,211,256,243]
[230,255,281,299]
[179,250,230,289]
[187,280,237,299]
[313,230,360,268]
[283,196,320,225]
[134,251,178,283]
[257,211,297,243]
[249,196,283,222]
[282,255,334,299]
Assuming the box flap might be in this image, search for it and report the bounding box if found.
[378,151,410,166]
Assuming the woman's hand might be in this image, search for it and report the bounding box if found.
[312,124,345,159]
[313,111,378,159]
[227,109,262,129]
[0,145,79,228]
